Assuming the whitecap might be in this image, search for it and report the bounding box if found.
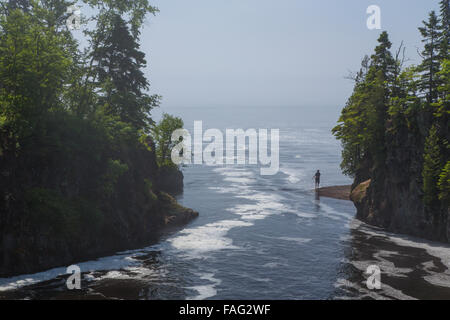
[186,273,221,300]
[169,220,253,257]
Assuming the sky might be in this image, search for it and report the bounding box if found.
[136,0,441,109]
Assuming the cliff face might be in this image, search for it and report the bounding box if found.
[0,124,197,278]
[350,121,449,243]
[0,190,197,278]
[157,165,184,195]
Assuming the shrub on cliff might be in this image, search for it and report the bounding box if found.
[439,161,450,205]
[151,113,184,168]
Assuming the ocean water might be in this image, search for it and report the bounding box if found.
[1,106,450,300]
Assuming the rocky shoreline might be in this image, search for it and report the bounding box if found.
[316,185,351,201]
[160,192,199,230]
[0,183,198,279]
[0,195,198,279]
[316,182,450,245]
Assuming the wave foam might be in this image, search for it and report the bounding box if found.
[169,220,252,257]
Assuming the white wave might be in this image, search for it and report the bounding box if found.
[186,273,221,300]
[223,177,254,184]
[212,168,256,185]
[418,260,450,288]
[316,201,353,221]
[213,167,248,174]
[277,237,312,245]
[169,220,252,257]
[372,251,414,278]
[351,219,450,290]
[219,171,254,177]
[88,264,169,283]
[262,262,287,269]
[334,278,416,300]
[351,220,450,272]
[279,167,304,184]
[208,186,239,194]
[424,272,450,288]
[342,254,413,280]
[0,249,148,292]
[229,193,290,221]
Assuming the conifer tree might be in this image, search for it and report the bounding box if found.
[439,0,449,60]
[418,11,442,103]
[6,0,30,12]
[368,31,396,85]
[91,14,159,130]
[333,33,396,176]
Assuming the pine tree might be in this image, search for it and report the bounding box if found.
[6,0,30,12]
[368,31,396,85]
[333,33,396,176]
[439,0,450,61]
[418,11,442,104]
[92,14,159,130]
[368,32,396,166]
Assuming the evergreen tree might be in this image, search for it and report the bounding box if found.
[439,0,449,61]
[434,58,450,119]
[91,14,159,130]
[422,125,442,208]
[6,0,30,12]
[368,31,396,85]
[418,11,442,103]
[333,33,396,176]
[367,32,396,166]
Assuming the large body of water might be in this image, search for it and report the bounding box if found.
[1,106,450,300]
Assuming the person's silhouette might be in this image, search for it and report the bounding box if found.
[314,170,321,189]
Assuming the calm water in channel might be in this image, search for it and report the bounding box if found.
[1,106,450,300]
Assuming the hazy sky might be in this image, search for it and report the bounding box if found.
[139,0,441,109]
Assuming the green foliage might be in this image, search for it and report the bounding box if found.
[433,59,450,118]
[0,7,72,140]
[418,11,443,103]
[91,14,160,130]
[369,31,396,85]
[439,0,450,61]
[422,125,442,207]
[439,161,450,205]
[151,113,184,167]
[25,188,103,238]
[0,1,176,248]
[333,33,395,176]
[101,159,129,197]
[335,7,450,212]
[144,178,158,202]
[82,0,159,37]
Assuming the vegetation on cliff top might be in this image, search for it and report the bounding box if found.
[0,0,187,275]
[333,0,449,239]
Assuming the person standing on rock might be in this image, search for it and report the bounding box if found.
[314,170,321,190]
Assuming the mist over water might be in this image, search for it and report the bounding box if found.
[1,106,450,300]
